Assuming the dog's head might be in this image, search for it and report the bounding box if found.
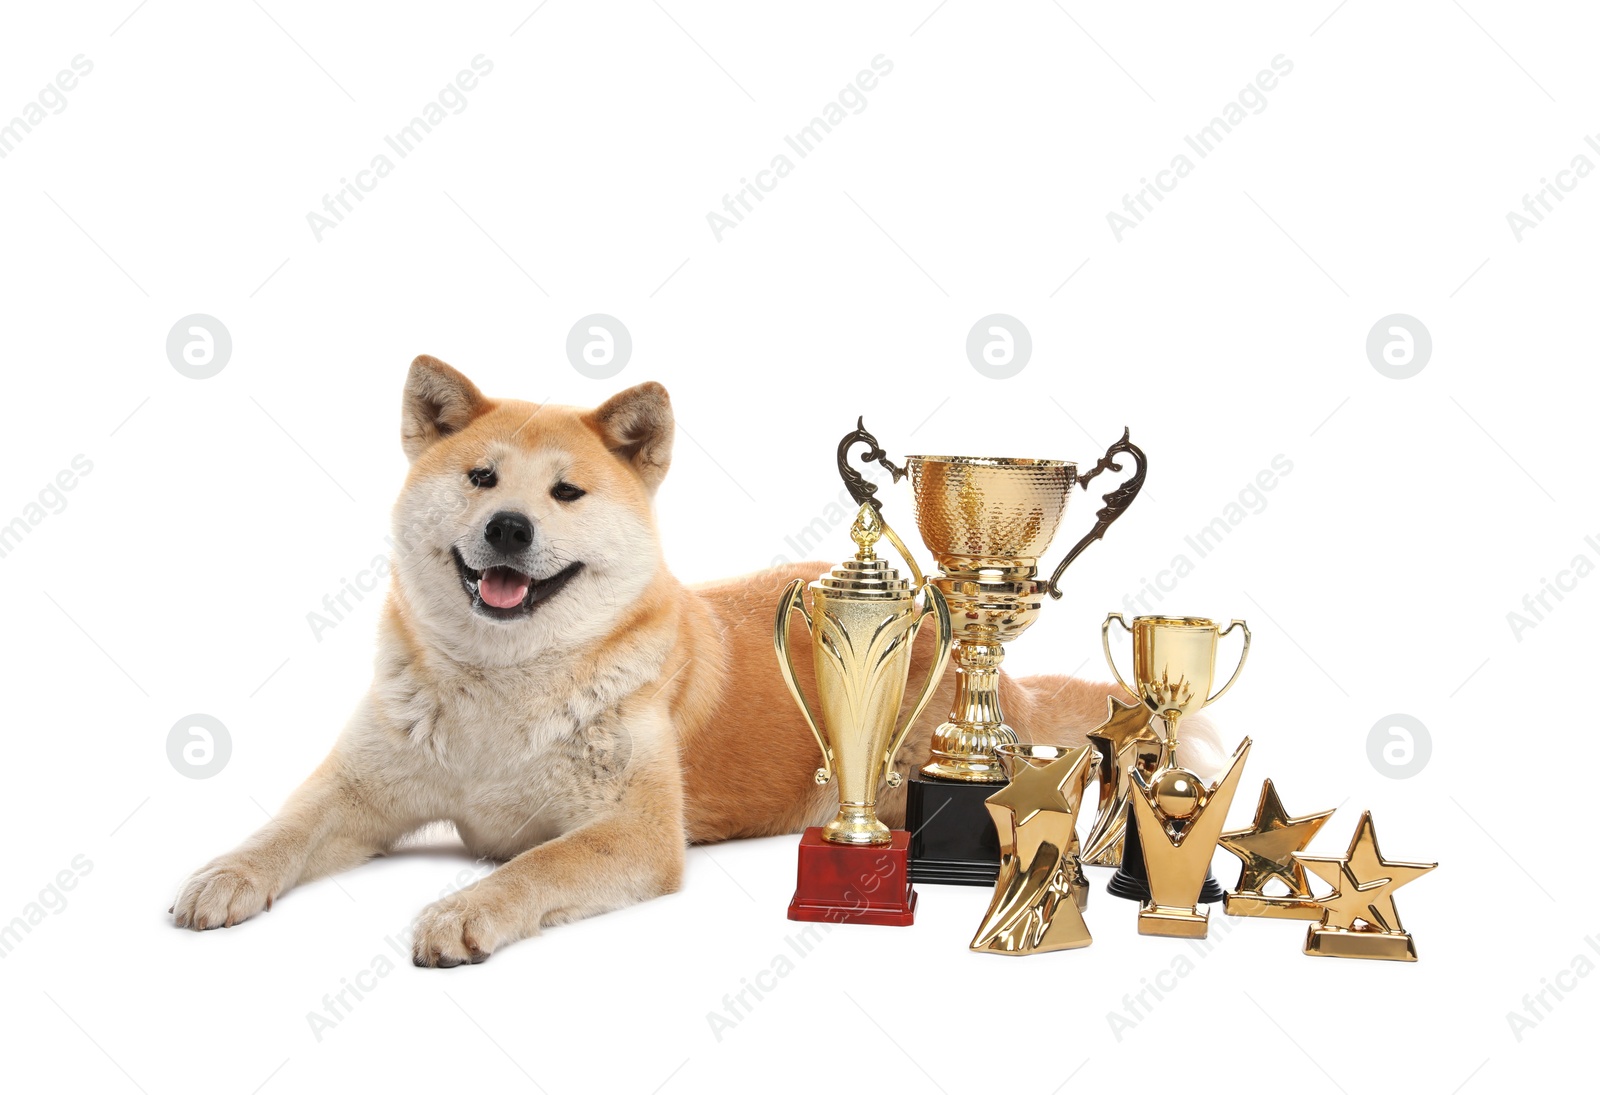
[392,355,673,658]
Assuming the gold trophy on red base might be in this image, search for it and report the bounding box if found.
[776,503,951,925]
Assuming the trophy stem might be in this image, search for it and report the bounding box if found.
[822,803,893,846]
[922,639,1016,783]
[1159,713,1182,770]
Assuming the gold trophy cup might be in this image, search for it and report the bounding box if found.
[1101,614,1250,904]
[834,421,1144,887]
[1102,614,1251,763]
[776,504,953,847]
[905,434,1147,782]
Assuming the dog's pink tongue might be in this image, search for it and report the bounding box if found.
[479,567,530,609]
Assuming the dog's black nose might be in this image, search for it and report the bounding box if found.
[483,511,534,553]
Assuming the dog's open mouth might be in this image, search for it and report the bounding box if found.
[452,548,584,619]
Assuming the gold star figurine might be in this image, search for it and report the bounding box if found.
[1082,696,1162,868]
[1295,811,1437,962]
[1218,779,1335,920]
[969,744,1096,956]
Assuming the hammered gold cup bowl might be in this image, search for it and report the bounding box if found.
[900,443,1145,783]
[905,456,1075,780]
[906,456,1073,575]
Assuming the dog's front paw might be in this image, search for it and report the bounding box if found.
[171,856,276,930]
[412,891,508,968]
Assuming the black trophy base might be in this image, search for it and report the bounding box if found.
[1108,809,1226,904]
[905,769,1002,886]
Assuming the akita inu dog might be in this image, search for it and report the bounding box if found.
[171,356,1216,966]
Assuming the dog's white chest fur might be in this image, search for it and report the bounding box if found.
[363,647,658,860]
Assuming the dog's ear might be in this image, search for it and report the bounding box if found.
[402,355,488,462]
[586,382,674,492]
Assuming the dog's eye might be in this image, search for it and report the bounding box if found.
[467,467,497,489]
[551,481,586,503]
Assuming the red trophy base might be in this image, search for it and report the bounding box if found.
[787,827,918,926]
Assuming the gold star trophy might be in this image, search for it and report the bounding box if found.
[1081,696,1162,868]
[1127,738,1252,937]
[968,743,1097,956]
[1295,811,1437,961]
[1218,779,1335,920]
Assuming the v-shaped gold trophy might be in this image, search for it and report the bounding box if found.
[1102,613,1250,904]
[1129,738,1252,937]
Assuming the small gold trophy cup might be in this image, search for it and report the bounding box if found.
[835,421,1146,887]
[777,504,952,923]
[1101,614,1250,905]
[1103,614,1251,760]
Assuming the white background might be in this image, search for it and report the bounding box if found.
[0,2,1590,1092]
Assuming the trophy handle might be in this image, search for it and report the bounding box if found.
[837,416,908,508]
[1206,619,1252,705]
[882,585,953,788]
[774,579,833,785]
[838,418,927,591]
[1101,612,1139,701]
[1044,429,1148,600]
